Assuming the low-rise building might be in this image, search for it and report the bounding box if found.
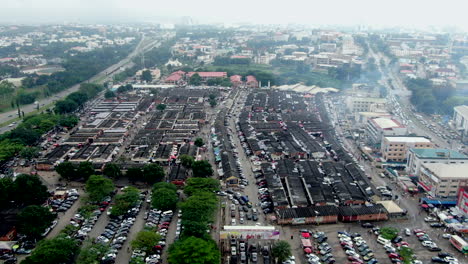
[419,163,468,197]
[406,148,468,175]
[346,97,386,113]
[366,117,407,145]
[381,136,433,162]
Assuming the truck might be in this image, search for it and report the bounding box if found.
[449,235,468,254]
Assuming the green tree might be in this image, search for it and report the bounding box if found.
[17,205,55,238]
[55,161,77,180]
[153,182,177,192]
[398,247,414,264]
[76,243,109,264]
[0,177,13,208]
[179,154,194,168]
[60,224,79,236]
[67,91,88,106]
[191,160,213,178]
[21,77,36,88]
[271,240,292,263]
[13,174,49,205]
[152,188,178,211]
[22,234,79,264]
[0,139,24,161]
[156,104,166,111]
[180,192,217,224]
[20,146,39,160]
[194,138,204,147]
[104,89,116,99]
[189,73,202,86]
[181,219,209,238]
[380,227,399,240]
[126,167,143,182]
[141,70,153,83]
[184,178,219,196]
[85,175,115,203]
[77,161,95,180]
[142,163,165,184]
[0,81,15,101]
[111,187,140,216]
[58,115,79,128]
[168,236,220,264]
[55,99,78,114]
[208,94,216,100]
[103,163,122,179]
[209,98,217,107]
[131,230,161,254]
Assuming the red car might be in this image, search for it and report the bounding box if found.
[347,256,363,263]
[388,253,402,260]
[413,229,425,234]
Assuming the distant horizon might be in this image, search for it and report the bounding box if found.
[1,0,468,32]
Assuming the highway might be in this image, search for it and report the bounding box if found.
[369,49,462,151]
[0,33,163,134]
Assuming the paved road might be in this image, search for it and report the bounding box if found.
[0,34,162,134]
[369,49,462,151]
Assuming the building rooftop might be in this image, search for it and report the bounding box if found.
[423,163,468,179]
[410,148,468,159]
[371,117,405,129]
[384,136,431,143]
[454,105,468,118]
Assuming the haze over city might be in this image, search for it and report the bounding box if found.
[1,0,468,31]
[1,1,468,264]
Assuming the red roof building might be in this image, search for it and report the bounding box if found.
[164,71,186,84]
[230,75,243,88]
[246,75,259,88]
[187,72,227,82]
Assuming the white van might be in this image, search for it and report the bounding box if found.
[377,236,390,245]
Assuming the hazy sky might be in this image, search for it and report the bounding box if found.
[1,0,468,29]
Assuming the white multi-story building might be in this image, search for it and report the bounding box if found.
[346,97,387,113]
[419,163,468,197]
[366,117,407,145]
[406,148,468,176]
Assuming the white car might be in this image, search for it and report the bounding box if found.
[404,228,411,236]
[442,233,452,239]
[421,241,435,247]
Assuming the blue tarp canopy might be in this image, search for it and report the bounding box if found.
[421,197,457,206]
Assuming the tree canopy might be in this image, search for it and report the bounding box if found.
[151,187,178,211]
[131,230,161,254]
[194,138,204,147]
[22,234,79,264]
[85,175,115,203]
[168,236,220,264]
[110,186,140,216]
[17,205,55,238]
[102,163,122,179]
[189,73,201,86]
[179,154,194,168]
[142,163,165,184]
[76,243,109,264]
[271,240,292,263]
[183,178,219,196]
[141,70,153,82]
[379,227,399,240]
[13,174,49,205]
[191,160,213,178]
[55,161,77,180]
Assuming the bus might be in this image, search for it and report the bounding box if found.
[449,235,468,254]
